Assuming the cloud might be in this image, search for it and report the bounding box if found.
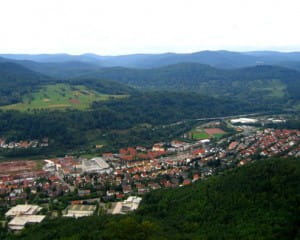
[0,0,299,54]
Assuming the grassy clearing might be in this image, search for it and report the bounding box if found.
[1,84,127,111]
[252,79,287,98]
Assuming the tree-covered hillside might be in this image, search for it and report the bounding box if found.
[80,63,300,104]
[0,62,51,105]
[6,158,300,240]
[138,157,300,239]
[0,58,299,107]
[0,61,134,107]
[0,91,273,154]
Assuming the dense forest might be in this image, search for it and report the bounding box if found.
[0,62,134,106]
[1,58,300,106]
[0,62,50,106]
[0,91,281,155]
[80,63,300,103]
[4,157,300,240]
[0,58,298,156]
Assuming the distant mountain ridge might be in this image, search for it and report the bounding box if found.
[2,50,300,70]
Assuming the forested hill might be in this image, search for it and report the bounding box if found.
[80,63,300,102]
[0,62,51,105]
[0,61,136,106]
[0,92,271,151]
[1,60,299,108]
[6,158,300,240]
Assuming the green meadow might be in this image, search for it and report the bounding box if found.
[1,84,127,111]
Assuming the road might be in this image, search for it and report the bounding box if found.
[160,112,265,128]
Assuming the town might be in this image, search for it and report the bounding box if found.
[0,116,299,231]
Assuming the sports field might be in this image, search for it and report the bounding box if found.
[191,131,210,140]
[190,127,226,140]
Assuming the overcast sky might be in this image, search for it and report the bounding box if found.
[0,0,300,55]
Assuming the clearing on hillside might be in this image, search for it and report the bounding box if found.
[0,84,127,111]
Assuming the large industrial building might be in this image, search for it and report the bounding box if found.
[230,118,258,124]
[82,157,111,174]
[112,196,142,214]
[8,215,45,231]
[63,204,96,218]
[5,204,42,217]
[5,204,45,231]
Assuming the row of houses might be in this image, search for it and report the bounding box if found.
[0,138,48,149]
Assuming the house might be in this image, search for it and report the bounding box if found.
[106,190,116,197]
[136,146,147,152]
[152,143,165,152]
[182,179,191,186]
[192,174,200,182]
[78,189,91,197]
[122,185,132,194]
[148,182,161,190]
[228,141,238,150]
[192,149,205,157]
[136,183,148,194]
[116,193,125,199]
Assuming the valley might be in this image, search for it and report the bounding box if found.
[0,51,299,239]
[2,0,300,238]
[0,115,299,239]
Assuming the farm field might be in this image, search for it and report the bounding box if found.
[251,79,287,98]
[0,84,127,111]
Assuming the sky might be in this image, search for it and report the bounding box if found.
[0,0,300,55]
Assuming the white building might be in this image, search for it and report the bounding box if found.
[230,118,258,124]
[200,139,210,144]
[8,215,45,231]
[5,204,42,218]
[63,205,96,218]
[5,204,45,231]
[82,157,111,174]
[112,196,142,214]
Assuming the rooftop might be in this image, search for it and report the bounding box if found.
[8,215,45,230]
[63,204,96,218]
[82,157,110,173]
[5,204,42,217]
[68,204,96,212]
